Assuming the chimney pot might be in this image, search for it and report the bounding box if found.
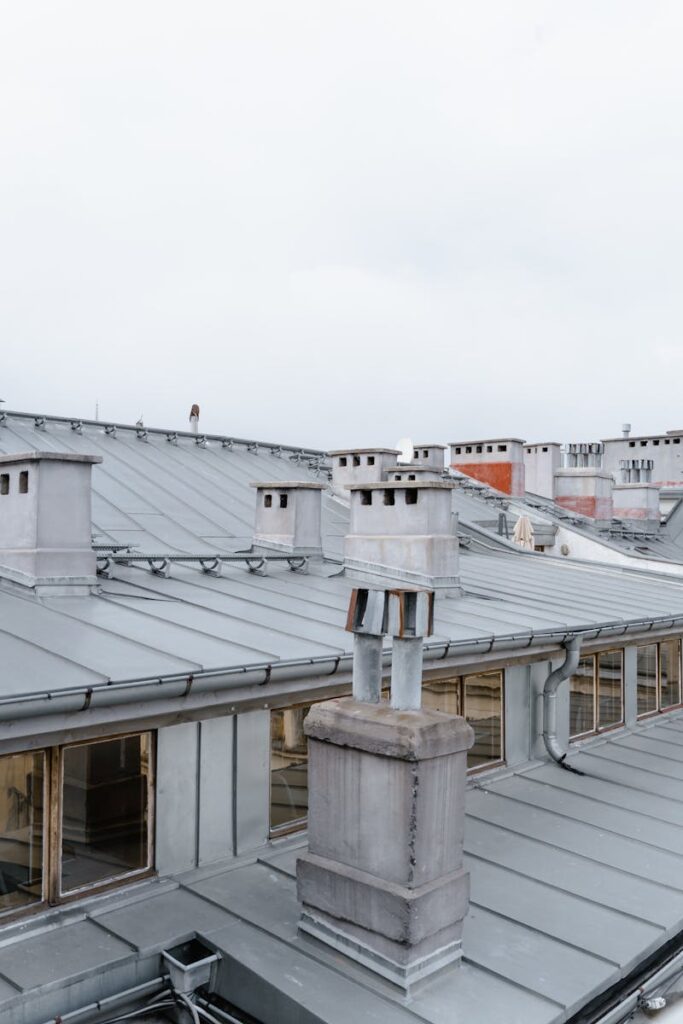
[250,481,325,556]
[449,438,525,495]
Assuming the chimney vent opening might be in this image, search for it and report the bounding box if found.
[405,489,418,505]
[423,449,429,458]
[360,490,372,505]
[19,471,28,494]
[264,494,273,508]
[0,474,8,495]
[367,456,375,466]
[394,474,401,480]
[413,450,419,459]
[408,474,416,480]
[476,445,483,453]
[486,445,493,452]
[465,446,472,454]
[339,456,347,467]
[497,444,507,452]
[353,455,361,467]
[383,489,395,506]
[279,493,288,509]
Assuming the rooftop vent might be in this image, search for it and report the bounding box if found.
[613,461,660,531]
[622,423,632,439]
[328,448,401,498]
[344,480,460,594]
[619,458,654,484]
[189,403,200,435]
[0,452,101,593]
[250,481,325,556]
[448,438,525,496]
[562,442,604,469]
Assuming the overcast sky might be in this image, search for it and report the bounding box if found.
[2,2,682,448]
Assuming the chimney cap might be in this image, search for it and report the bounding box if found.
[0,451,102,466]
[346,480,456,491]
[250,481,326,490]
[328,448,401,457]
[386,465,446,473]
[411,443,447,450]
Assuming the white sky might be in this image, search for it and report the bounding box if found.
[2,2,683,448]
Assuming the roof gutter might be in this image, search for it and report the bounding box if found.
[2,612,683,722]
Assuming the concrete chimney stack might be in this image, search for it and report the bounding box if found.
[0,452,101,592]
[411,444,447,471]
[613,461,659,531]
[449,438,525,496]
[553,468,613,526]
[523,443,562,499]
[622,423,632,439]
[250,481,325,556]
[344,480,460,594]
[329,448,400,498]
[297,586,474,990]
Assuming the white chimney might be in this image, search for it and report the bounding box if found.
[410,444,447,471]
[622,423,631,439]
[250,481,325,556]
[0,452,101,592]
[329,448,401,498]
[344,480,460,594]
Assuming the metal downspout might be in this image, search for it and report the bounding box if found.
[543,636,585,775]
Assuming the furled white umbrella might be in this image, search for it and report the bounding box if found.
[512,515,535,550]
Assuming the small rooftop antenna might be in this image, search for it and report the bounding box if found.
[395,437,413,465]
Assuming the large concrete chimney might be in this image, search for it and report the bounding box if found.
[0,452,101,592]
[523,443,562,499]
[613,462,659,530]
[329,448,401,498]
[344,480,460,594]
[553,468,613,526]
[449,438,525,496]
[297,587,474,991]
[250,481,325,556]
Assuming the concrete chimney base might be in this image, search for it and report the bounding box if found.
[296,698,474,991]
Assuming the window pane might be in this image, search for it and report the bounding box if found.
[270,706,311,832]
[463,672,503,768]
[0,752,44,913]
[637,645,659,717]
[570,657,595,737]
[598,651,623,729]
[422,676,462,716]
[660,640,681,709]
[61,735,150,894]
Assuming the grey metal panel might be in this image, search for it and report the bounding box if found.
[490,775,683,855]
[585,741,683,781]
[571,748,683,803]
[503,665,531,768]
[234,710,270,855]
[467,790,683,889]
[189,863,299,941]
[467,857,660,971]
[198,716,234,866]
[0,919,133,992]
[94,887,230,953]
[463,904,614,1010]
[464,816,683,927]
[155,722,199,874]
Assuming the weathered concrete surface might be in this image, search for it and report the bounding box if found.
[554,468,614,524]
[251,481,325,555]
[449,439,526,496]
[524,443,562,499]
[329,448,400,497]
[612,482,660,529]
[297,698,474,989]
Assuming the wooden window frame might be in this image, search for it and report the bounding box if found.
[269,701,314,839]
[637,639,683,719]
[570,650,624,741]
[0,732,155,924]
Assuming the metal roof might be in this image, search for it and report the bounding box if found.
[5,715,683,1024]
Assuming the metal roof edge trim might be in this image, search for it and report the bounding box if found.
[0,410,327,458]
[3,612,683,720]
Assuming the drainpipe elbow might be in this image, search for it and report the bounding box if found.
[543,637,584,773]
